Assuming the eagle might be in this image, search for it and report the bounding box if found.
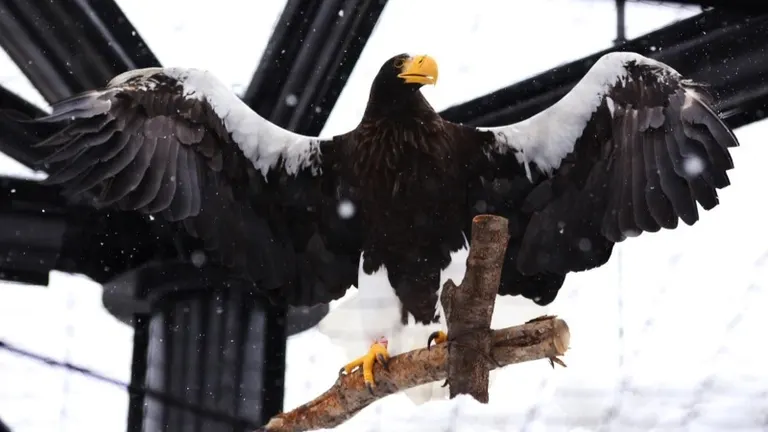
[13,52,738,401]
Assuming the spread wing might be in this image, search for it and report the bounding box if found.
[15,67,362,305]
[469,52,739,304]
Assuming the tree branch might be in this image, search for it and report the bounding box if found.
[255,215,570,432]
[256,317,570,432]
[441,214,509,402]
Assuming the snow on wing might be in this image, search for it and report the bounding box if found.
[23,67,361,305]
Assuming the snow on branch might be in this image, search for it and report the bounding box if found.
[255,215,571,432]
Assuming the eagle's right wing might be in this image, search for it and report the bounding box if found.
[15,67,362,305]
[466,52,738,305]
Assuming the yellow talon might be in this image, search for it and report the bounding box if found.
[339,337,390,392]
[427,330,448,349]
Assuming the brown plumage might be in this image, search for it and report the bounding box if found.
[9,52,738,324]
[338,58,476,322]
[7,52,739,402]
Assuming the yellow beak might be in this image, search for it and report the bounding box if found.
[397,55,438,85]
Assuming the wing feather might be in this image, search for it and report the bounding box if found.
[471,51,739,304]
[167,141,194,220]
[629,118,658,232]
[617,109,639,238]
[642,126,676,228]
[147,136,179,214]
[101,133,146,205]
[11,67,361,306]
[124,137,167,210]
[112,133,157,209]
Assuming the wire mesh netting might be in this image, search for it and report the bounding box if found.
[3,1,768,431]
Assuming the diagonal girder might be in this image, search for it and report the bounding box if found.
[0,0,159,103]
[244,0,389,135]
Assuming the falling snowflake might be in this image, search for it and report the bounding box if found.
[578,238,592,252]
[285,94,299,107]
[191,250,207,268]
[337,199,356,219]
[683,155,705,177]
[473,200,487,213]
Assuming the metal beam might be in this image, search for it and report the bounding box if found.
[0,85,46,169]
[631,0,768,12]
[239,0,389,418]
[439,10,768,131]
[0,0,159,104]
[244,0,388,135]
[0,416,11,432]
[0,0,160,173]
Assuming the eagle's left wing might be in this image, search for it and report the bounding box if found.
[8,67,362,306]
[467,52,739,303]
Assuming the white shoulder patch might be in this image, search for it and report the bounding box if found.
[479,52,682,181]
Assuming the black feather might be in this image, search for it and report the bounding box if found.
[110,134,158,208]
[147,139,179,213]
[167,144,194,220]
[629,113,659,232]
[100,134,146,205]
[124,137,168,211]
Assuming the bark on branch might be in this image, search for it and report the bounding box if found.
[256,317,570,432]
[441,214,509,402]
[255,215,570,432]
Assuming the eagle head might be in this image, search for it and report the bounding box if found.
[364,54,439,120]
[373,53,439,92]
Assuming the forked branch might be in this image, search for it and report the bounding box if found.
[255,215,570,432]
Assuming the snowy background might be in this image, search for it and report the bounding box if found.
[2,1,768,431]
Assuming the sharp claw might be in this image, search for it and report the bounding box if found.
[341,339,391,392]
[427,331,447,350]
[548,356,567,368]
[378,354,390,371]
[427,332,439,350]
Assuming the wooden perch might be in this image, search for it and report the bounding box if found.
[256,317,570,432]
[441,214,509,402]
[255,215,570,432]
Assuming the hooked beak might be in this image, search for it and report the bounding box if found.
[398,55,438,86]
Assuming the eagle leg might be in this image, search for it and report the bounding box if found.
[427,330,448,349]
[338,337,390,394]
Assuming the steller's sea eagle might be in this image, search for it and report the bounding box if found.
[12,52,738,399]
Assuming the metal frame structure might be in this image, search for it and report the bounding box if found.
[439,9,768,129]
[0,1,767,431]
[651,0,768,12]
